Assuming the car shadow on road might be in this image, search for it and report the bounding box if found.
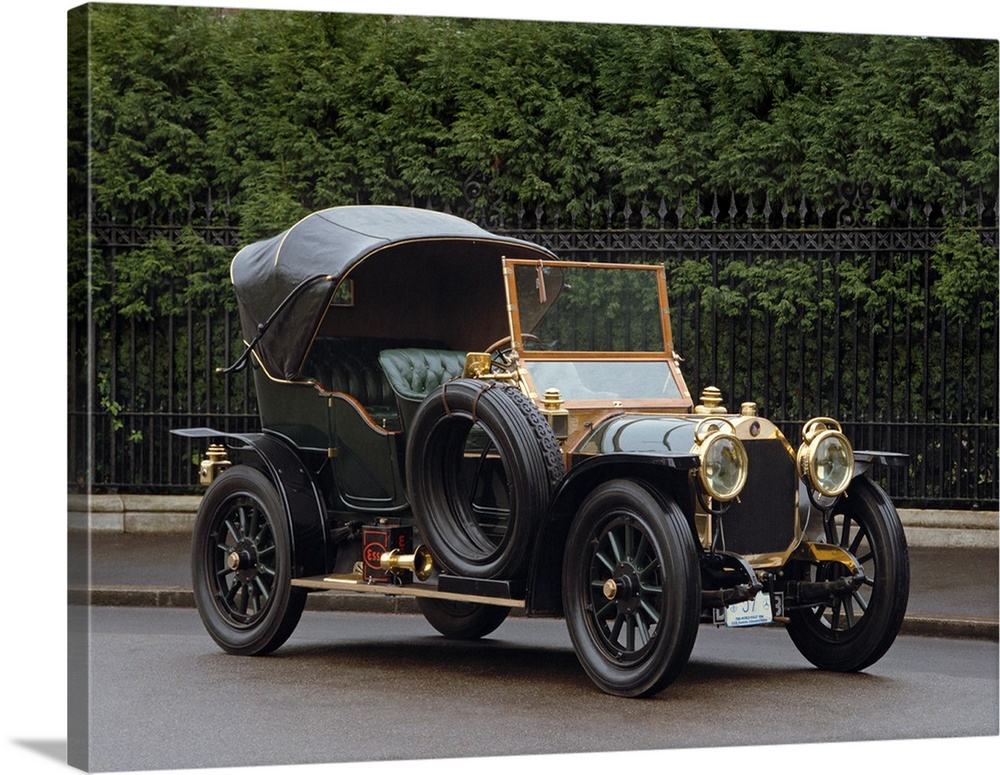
[261,625,895,701]
[230,628,599,697]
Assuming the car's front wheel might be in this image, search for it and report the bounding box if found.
[786,477,909,672]
[562,480,701,697]
[191,465,306,655]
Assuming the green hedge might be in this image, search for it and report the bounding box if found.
[78,5,997,233]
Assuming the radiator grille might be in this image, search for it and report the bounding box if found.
[718,438,797,555]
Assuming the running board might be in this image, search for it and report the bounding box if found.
[291,573,526,609]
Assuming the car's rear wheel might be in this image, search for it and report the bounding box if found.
[191,465,306,655]
[406,379,564,579]
[786,477,909,672]
[562,480,701,697]
[416,598,510,639]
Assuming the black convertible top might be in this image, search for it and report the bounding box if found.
[230,205,556,381]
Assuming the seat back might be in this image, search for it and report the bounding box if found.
[378,348,469,430]
[304,338,407,429]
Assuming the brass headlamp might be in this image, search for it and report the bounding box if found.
[797,417,854,497]
[692,418,748,502]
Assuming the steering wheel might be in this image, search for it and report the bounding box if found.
[485,333,540,369]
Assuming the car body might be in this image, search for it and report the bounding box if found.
[174,205,910,697]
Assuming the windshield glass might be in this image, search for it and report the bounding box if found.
[505,260,689,406]
[526,360,684,402]
[511,262,666,353]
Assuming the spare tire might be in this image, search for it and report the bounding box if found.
[405,379,565,579]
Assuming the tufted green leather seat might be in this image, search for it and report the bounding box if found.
[378,348,469,430]
[306,339,396,405]
[304,338,434,430]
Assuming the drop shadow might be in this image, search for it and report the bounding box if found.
[11,738,67,765]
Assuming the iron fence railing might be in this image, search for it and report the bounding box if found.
[69,190,999,509]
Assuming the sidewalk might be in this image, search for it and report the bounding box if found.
[68,496,999,640]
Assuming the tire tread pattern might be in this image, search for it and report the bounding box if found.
[406,379,565,579]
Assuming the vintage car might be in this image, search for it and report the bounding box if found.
[173,205,910,698]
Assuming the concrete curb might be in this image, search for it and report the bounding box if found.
[900,613,999,641]
[72,585,423,615]
[68,494,202,533]
[69,495,1000,549]
[897,509,999,549]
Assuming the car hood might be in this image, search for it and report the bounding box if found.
[574,413,704,456]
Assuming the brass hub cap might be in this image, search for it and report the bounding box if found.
[605,564,642,614]
[226,542,258,582]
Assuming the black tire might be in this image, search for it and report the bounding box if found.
[562,480,701,698]
[191,465,306,655]
[416,597,510,639]
[786,477,910,672]
[406,379,565,579]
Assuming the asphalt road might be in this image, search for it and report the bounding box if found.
[80,605,998,773]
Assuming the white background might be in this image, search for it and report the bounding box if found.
[3,1,997,774]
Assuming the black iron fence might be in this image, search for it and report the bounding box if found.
[68,188,999,508]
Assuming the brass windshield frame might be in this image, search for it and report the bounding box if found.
[501,258,693,411]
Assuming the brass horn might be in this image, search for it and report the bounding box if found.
[379,544,434,582]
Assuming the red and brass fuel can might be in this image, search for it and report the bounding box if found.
[361,522,412,582]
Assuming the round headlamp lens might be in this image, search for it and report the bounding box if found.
[700,433,748,502]
[808,432,854,496]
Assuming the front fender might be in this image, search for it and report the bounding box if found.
[798,449,908,539]
[853,450,909,478]
[173,427,329,577]
[525,452,699,616]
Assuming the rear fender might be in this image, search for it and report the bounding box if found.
[172,427,329,577]
[525,452,699,616]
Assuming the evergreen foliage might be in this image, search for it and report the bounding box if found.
[76,5,998,323]
[69,5,998,501]
[81,5,997,232]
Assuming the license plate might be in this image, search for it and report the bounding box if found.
[723,590,774,627]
